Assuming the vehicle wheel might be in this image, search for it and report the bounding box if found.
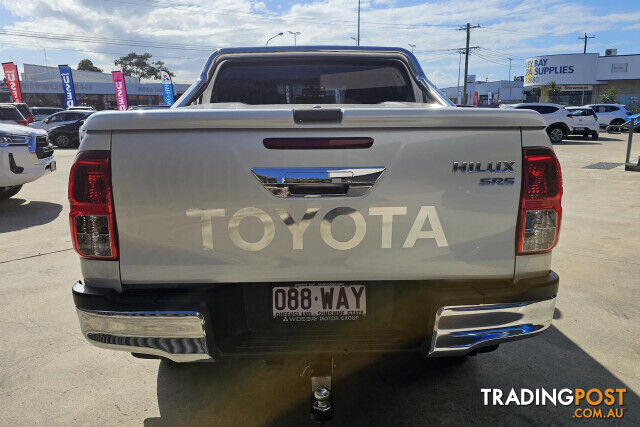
[0,185,22,200]
[610,119,624,126]
[54,134,72,148]
[591,131,599,140]
[547,125,565,143]
[582,131,590,138]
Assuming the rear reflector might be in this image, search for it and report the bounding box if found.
[68,150,118,259]
[264,137,373,149]
[517,147,562,254]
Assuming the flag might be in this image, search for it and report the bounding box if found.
[111,71,129,110]
[161,70,174,106]
[2,62,23,103]
[58,65,77,107]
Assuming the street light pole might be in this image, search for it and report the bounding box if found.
[266,32,284,46]
[357,0,361,46]
[288,31,301,45]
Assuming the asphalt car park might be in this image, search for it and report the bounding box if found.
[1,135,639,425]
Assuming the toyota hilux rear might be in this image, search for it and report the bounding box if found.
[70,47,561,367]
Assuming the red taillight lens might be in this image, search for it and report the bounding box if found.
[68,150,118,259]
[517,147,562,254]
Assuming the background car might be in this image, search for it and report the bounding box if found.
[566,107,599,139]
[0,102,34,123]
[582,104,630,126]
[47,118,85,148]
[0,105,29,126]
[128,105,170,110]
[0,122,55,199]
[504,103,574,143]
[30,110,92,132]
[66,105,95,111]
[30,107,63,121]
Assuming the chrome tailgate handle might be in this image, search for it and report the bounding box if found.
[251,167,385,198]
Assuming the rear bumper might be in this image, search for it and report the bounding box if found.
[72,272,559,362]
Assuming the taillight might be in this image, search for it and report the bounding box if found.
[68,150,118,259]
[517,147,562,254]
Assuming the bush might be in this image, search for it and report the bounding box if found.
[601,88,618,103]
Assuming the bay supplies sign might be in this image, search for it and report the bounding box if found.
[524,53,598,87]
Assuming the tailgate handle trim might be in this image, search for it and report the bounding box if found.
[293,108,343,124]
[251,167,385,198]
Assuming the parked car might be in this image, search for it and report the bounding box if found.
[0,105,29,126]
[30,107,64,121]
[582,104,631,127]
[566,107,599,139]
[29,110,92,132]
[504,103,574,143]
[67,105,96,111]
[0,122,55,199]
[0,102,35,123]
[48,118,85,148]
[128,105,171,110]
[70,47,562,417]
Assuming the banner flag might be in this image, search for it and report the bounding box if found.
[161,71,174,106]
[2,62,23,103]
[111,71,129,110]
[58,65,77,107]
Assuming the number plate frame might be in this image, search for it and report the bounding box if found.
[272,283,367,322]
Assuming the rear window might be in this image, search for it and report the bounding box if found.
[208,58,419,105]
[13,104,31,117]
[33,108,62,115]
[0,106,24,121]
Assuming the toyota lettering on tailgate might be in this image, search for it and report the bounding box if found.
[186,206,448,251]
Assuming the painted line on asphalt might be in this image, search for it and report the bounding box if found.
[0,248,74,264]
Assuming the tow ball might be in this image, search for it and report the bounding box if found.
[301,358,335,421]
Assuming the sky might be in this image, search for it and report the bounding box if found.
[1,0,639,88]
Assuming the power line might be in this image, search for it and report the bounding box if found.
[100,0,460,30]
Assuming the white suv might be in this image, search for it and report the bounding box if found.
[566,107,599,139]
[582,104,630,127]
[0,123,56,199]
[504,103,574,143]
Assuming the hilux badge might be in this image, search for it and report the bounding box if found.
[452,161,517,186]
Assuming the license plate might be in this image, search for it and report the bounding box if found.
[272,284,366,322]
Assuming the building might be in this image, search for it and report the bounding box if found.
[440,77,524,106]
[524,52,640,106]
[0,64,191,109]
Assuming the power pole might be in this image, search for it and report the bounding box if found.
[357,0,361,46]
[579,33,595,54]
[458,23,481,104]
[507,57,513,101]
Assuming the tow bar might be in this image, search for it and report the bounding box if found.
[301,358,335,421]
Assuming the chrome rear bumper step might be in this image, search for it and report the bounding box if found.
[75,298,210,362]
[428,297,556,356]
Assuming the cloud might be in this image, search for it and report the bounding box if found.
[0,0,637,86]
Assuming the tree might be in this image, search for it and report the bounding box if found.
[545,81,561,102]
[601,88,618,104]
[78,59,103,73]
[114,52,175,79]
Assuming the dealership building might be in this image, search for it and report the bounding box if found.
[0,64,190,109]
[524,52,640,106]
[440,76,525,106]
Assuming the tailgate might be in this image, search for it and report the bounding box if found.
[109,108,524,284]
